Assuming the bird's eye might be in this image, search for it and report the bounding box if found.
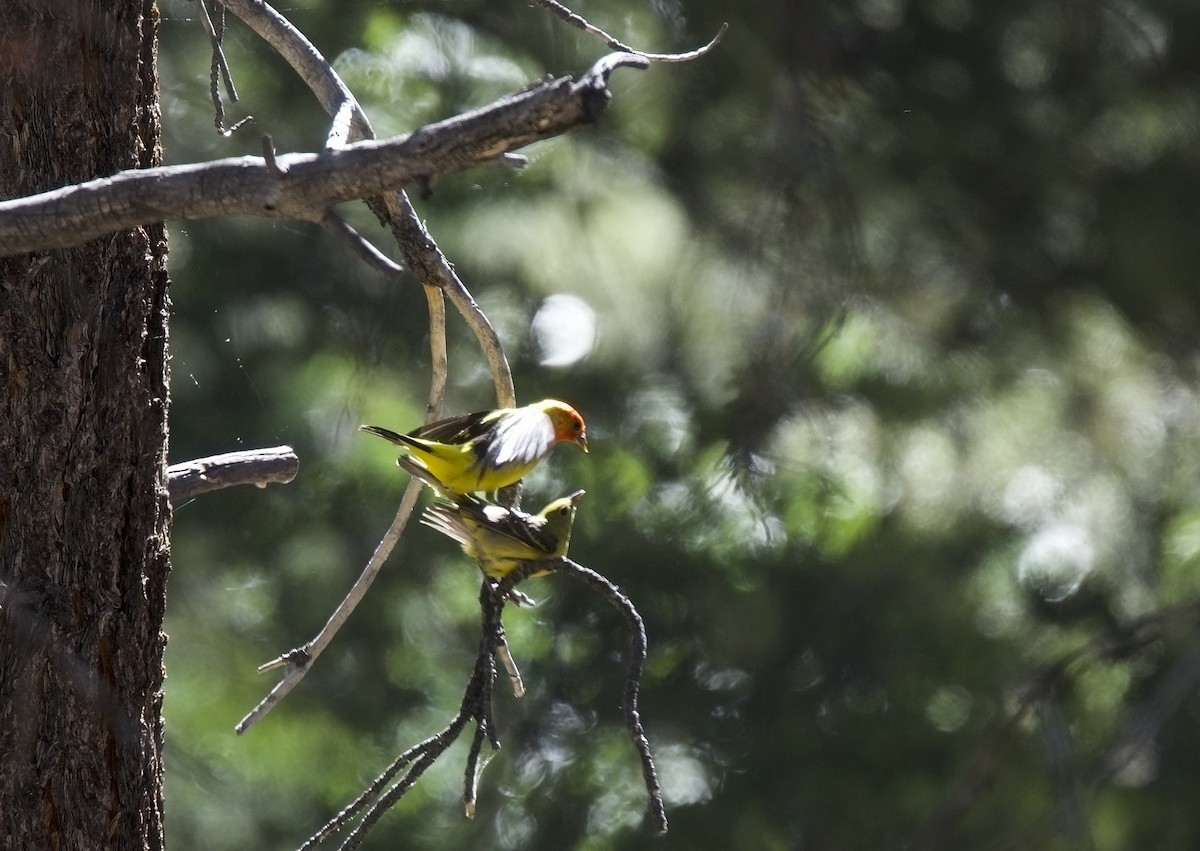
[572,420,582,432]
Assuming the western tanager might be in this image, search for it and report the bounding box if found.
[360,399,588,495]
[422,490,586,580]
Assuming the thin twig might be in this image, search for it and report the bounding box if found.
[423,282,449,418]
[218,0,373,141]
[261,135,287,177]
[167,445,298,503]
[554,558,668,832]
[235,475,424,732]
[321,212,405,277]
[194,0,249,135]
[299,717,470,851]
[535,0,727,62]
[496,630,526,698]
[237,266,449,734]
[204,0,239,101]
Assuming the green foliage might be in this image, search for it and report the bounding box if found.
[160,0,1200,849]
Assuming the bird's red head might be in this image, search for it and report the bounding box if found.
[541,400,589,453]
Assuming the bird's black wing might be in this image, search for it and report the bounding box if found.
[462,500,558,554]
[408,409,502,445]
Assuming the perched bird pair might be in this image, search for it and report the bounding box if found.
[361,399,589,582]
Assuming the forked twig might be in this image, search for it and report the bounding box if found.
[298,558,665,849]
[235,477,424,734]
[299,580,512,850]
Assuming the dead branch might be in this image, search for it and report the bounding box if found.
[298,556,665,849]
[0,55,643,257]
[167,445,298,503]
[298,580,511,851]
[320,212,405,277]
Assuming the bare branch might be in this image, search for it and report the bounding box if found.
[213,10,666,803]
[219,0,526,408]
[211,0,509,735]
[295,548,665,848]
[167,446,298,503]
[535,0,727,63]
[0,69,636,257]
[301,581,509,850]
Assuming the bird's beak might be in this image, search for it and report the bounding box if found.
[566,489,586,504]
[577,434,589,453]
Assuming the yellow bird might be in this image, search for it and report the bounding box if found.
[361,399,588,495]
[422,490,586,580]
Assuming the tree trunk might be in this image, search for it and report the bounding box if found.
[0,2,170,849]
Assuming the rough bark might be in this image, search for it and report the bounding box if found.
[0,2,170,849]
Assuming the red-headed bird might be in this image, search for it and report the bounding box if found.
[360,399,587,495]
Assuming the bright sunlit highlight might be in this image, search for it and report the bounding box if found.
[532,294,597,367]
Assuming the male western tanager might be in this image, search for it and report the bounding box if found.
[422,490,586,580]
[361,399,587,495]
